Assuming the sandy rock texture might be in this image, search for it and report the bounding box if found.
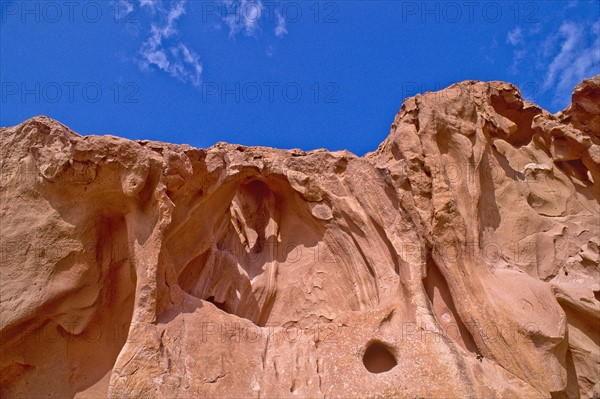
[1,76,599,398]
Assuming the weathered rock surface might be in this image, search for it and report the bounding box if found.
[558,75,600,138]
[1,77,598,398]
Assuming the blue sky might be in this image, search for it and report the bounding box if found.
[1,0,599,155]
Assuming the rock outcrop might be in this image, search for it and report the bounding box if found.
[1,76,599,398]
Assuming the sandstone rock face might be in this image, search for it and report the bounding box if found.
[1,77,598,398]
[558,75,600,138]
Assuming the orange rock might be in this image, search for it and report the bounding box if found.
[1,77,598,398]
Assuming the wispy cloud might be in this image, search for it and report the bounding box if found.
[505,15,600,109]
[544,21,600,106]
[138,0,202,86]
[205,0,289,39]
[506,27,523,46]
[222,0,264,37]
[111,0,134,20]
[139,0,159,11]
[508,49,527,75]
[274,11,287,37]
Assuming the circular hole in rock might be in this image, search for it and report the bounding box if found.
[363,340,397,374]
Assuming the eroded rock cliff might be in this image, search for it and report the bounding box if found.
[1,77,599,398]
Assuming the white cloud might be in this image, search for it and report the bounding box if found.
[139,0,159,10]
[544,21,600,106]
[505,15,600,109]
[111,0,134,20]
[509,49,527,75]
[138,0,203,87]
[222,0,264,37]
[506,27,523,46]
[145,49,169,70]
[211,0,289,38]
[274,11,287,37]
[528,24,542,35]
[171,43,203,86]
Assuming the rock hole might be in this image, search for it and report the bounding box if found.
[362,340,397,374]
[594,290,600,302]
[206,296,228,313]
[558,159,592,184]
